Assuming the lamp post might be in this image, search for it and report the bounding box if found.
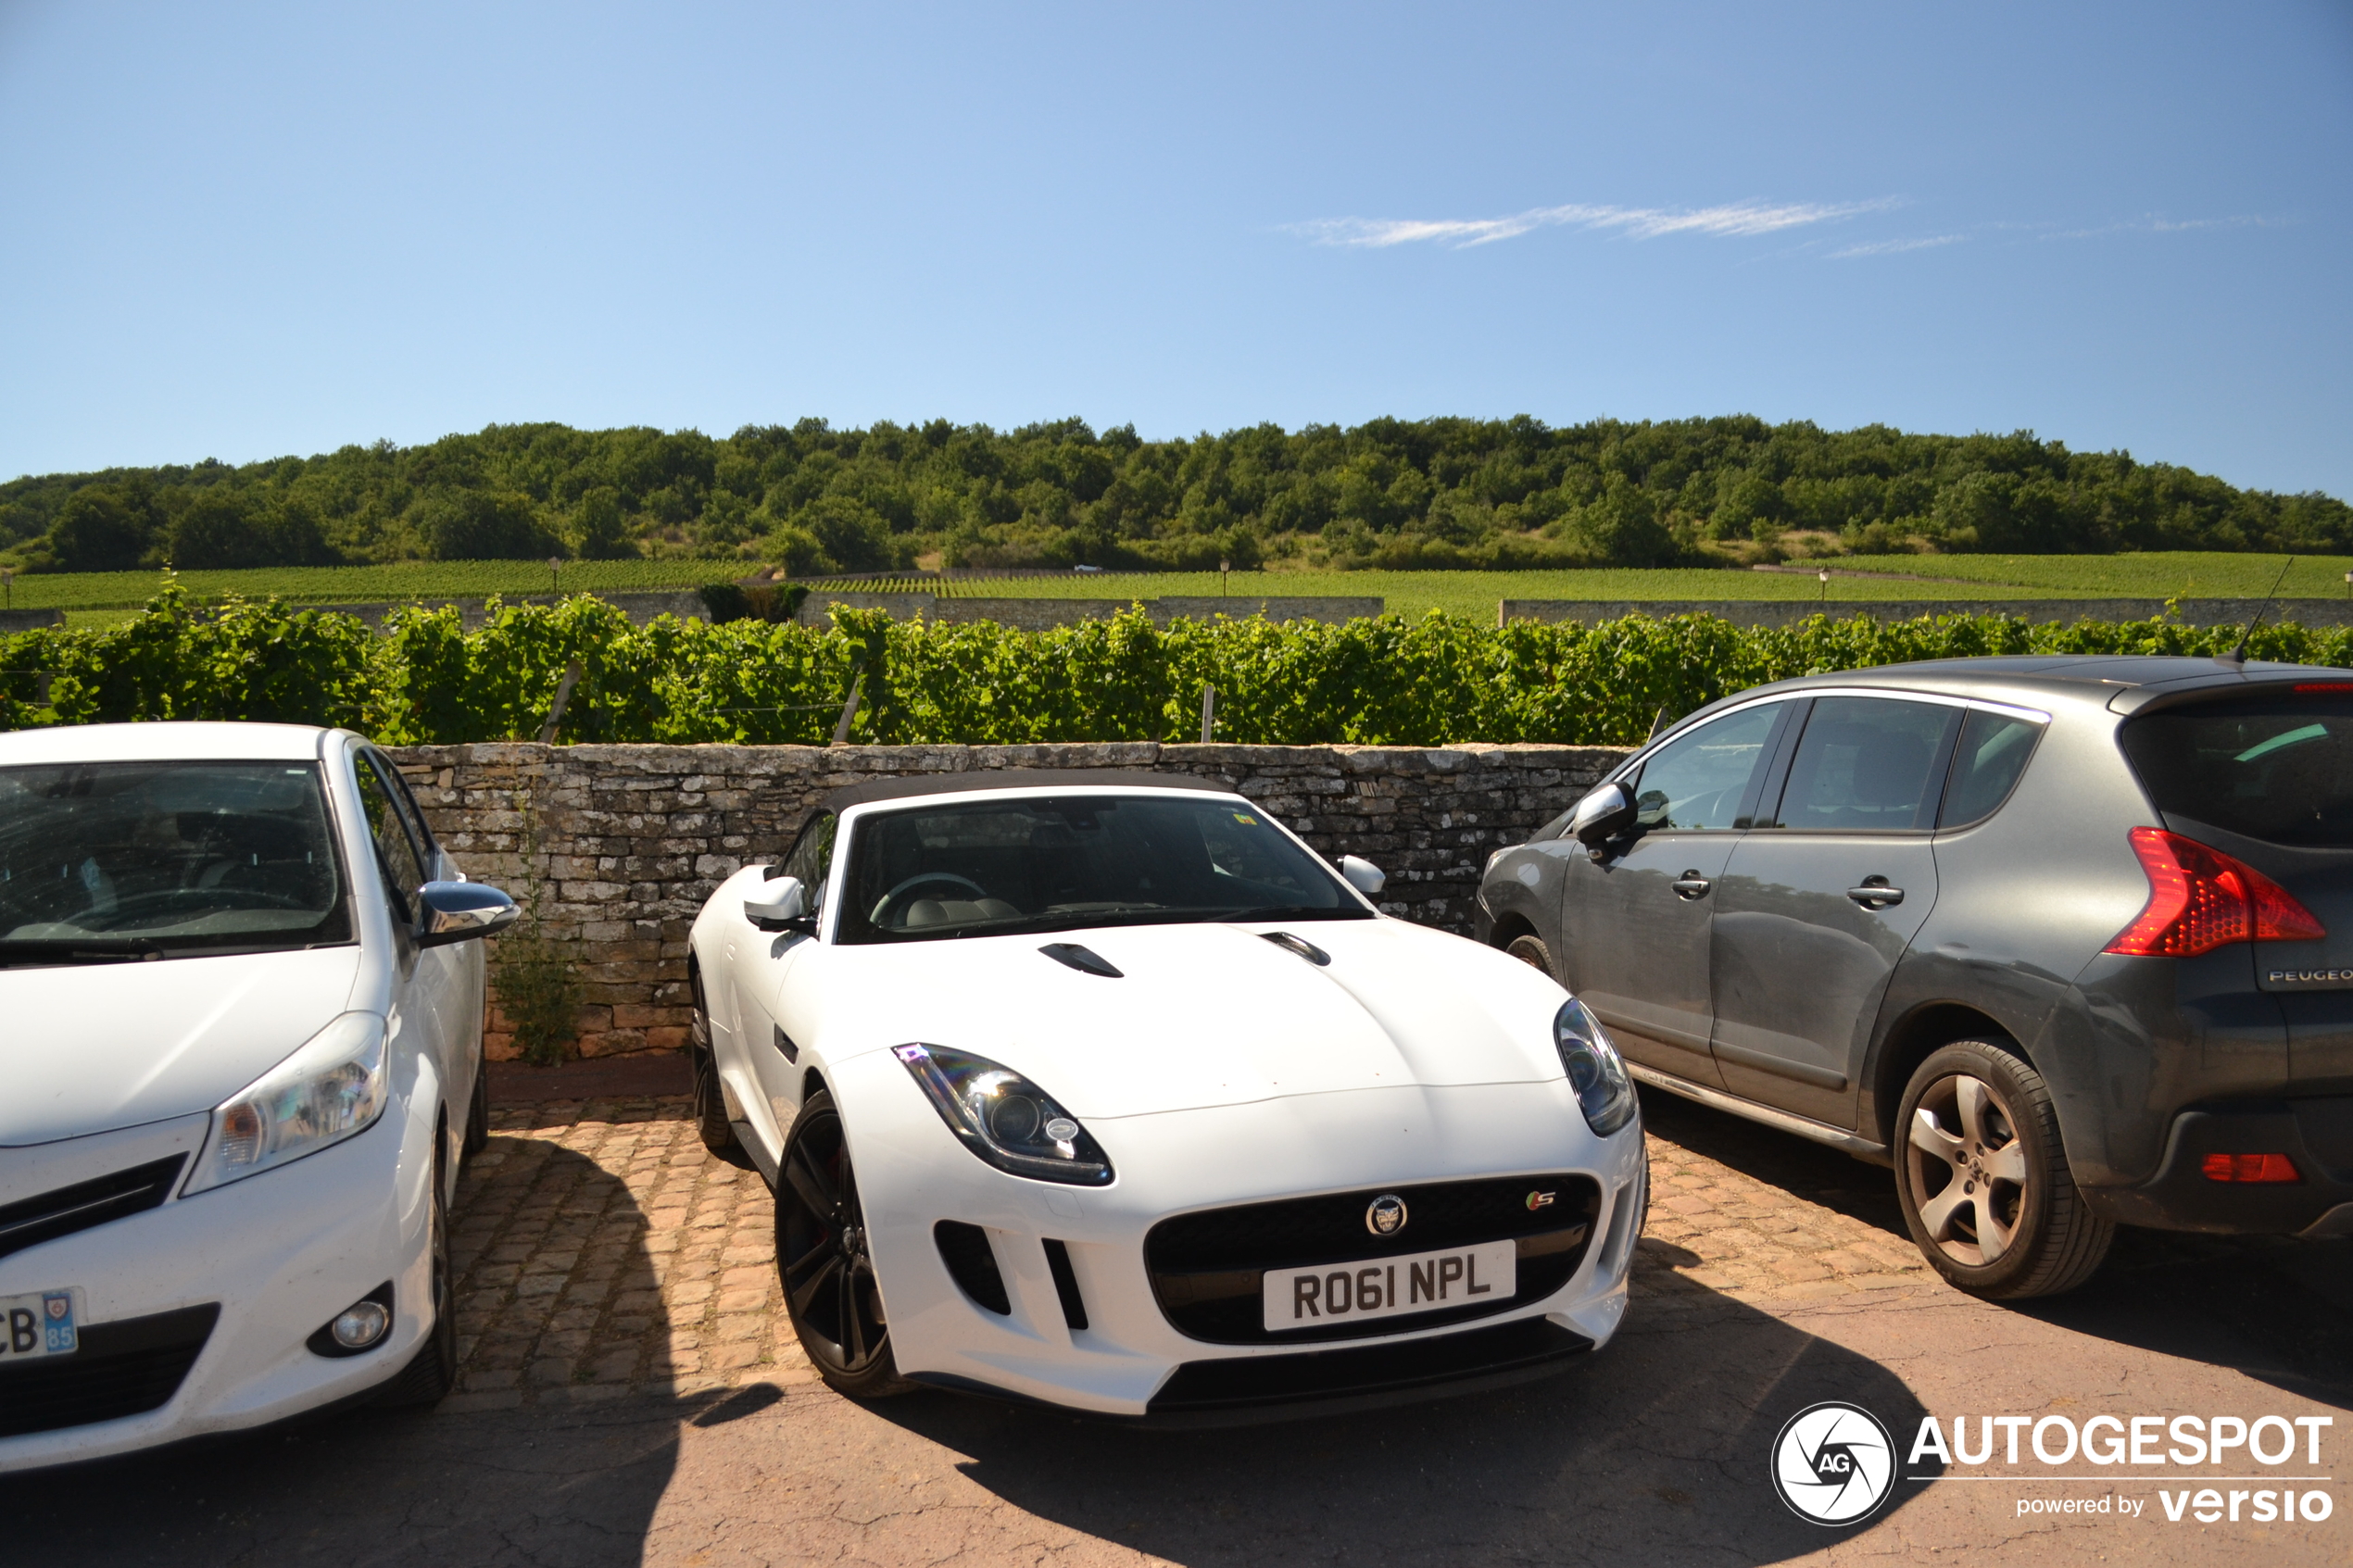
[1219,558,1231,598]
[1818,566,1830,611]
[548,557,562,599]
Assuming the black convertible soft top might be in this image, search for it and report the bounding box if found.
[822,769,1234,813]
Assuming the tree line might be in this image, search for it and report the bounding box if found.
[3,415,2345,577]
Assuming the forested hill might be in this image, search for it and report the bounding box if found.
[3,416,2346,577]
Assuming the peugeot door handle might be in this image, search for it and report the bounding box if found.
[1846,884,1905,908]
[1671,872,1712,900]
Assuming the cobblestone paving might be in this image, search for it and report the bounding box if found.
[444,1099,812,1413]
[443,1090,1959,1415]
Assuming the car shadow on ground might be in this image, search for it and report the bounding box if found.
[872,1285,1933,1567]
[1642,1086,2353,1411]
[0,1143,705,1568]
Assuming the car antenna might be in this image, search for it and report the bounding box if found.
[1647,705,1673,740]
[2220,556,2295,668]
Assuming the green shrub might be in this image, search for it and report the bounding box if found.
[5,588,2348,747]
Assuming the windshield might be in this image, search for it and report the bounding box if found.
[2120,693,2353,848]
[0,761,351,964]
[837,794,1367,944]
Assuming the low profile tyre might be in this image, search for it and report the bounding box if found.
[379,1132,459,1406]
[1894,1040,2114,1300]
[689,968,749,1165]
[774,1089,914,1399]
[1504,934,1556,979]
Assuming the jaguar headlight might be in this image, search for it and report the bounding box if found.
[183,1012,390,1194]
[1554,997,1638,1136]
[891,1044,1114,1185]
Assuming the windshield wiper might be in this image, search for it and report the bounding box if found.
[880,903,1369,942]
[0,937,169,967]
[1207,904,1375,923]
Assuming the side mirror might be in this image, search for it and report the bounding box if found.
[415,881,521,947]
[1339,855,1387,896]
[1570,781,1640,847]
[745,875,812,933]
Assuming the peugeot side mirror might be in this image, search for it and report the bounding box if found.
[1339,855,1387,896]
[415,881,521,947]
[745,875,812,933]
[1570,781,1640,847]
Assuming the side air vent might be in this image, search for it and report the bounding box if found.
[1042,1238,1088,1331]
[0,1156,188,1263]
[934,1221,1011,1314]
[1261,931,1331,966]
[1039,943,1122,978]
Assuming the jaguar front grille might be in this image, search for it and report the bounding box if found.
[1144,1173,1602,1345]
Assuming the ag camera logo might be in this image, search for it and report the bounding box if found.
[1771,1402,1896,1525]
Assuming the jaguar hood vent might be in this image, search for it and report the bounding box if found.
[1039,943,1123,978]
[1261,931,1331,966]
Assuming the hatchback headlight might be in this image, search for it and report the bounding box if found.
[183,1012,389,1194]
[891,1044,1114,1185]
[1555,997,1638,1136]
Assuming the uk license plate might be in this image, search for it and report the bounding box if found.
[1,1288,81,1360]
[1262,1241,1515,1334]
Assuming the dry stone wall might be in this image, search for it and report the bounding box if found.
[384,741,1630,1060]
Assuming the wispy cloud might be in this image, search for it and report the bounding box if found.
[1289,197,1897,250]
[2041,213,2285,242]
[1828,234,1964,258]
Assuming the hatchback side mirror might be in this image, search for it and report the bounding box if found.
[416,881,521,947]
[1570,782,1639,847]
[1339,855,1387,896]
[746,875,812,933]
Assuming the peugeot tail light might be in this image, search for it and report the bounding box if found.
[2200,1152,2300,1184]
[2105,828,2326,958]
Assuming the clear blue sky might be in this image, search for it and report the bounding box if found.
[2,2,2347,496]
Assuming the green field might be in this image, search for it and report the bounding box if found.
[0,558,732,613]
[1776,552,2353,598]
[12,551,2353,630]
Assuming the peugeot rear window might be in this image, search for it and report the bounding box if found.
[2120,693,2353,847]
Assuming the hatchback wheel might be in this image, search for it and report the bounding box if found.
[774,1090,913,1399]
[1894,1040,2113,1299]
[379,1132,458,1405]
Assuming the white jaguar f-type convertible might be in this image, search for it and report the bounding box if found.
[686,771,1647,1422]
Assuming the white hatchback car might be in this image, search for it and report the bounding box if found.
[0,721,515,1472]
[688,771,1649,1423]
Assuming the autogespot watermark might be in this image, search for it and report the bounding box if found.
[1772,1406,2335,1528]
[1771,1403,1898,1524]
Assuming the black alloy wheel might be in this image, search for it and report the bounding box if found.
[774,1090,912,1398]
[689,966,749,1164]
[379,1126,459,1405]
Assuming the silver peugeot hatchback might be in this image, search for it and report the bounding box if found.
[1478,655,2353,1298]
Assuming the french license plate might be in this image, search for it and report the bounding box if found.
[0,1288,81,1361]
[1262,1241,1516,1334]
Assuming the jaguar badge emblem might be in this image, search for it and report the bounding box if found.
[1365,1194,1408,1236]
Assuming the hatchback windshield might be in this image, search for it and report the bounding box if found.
[2120,693,2353,847]
[0,761,350,964]
[837,794,1365,944]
